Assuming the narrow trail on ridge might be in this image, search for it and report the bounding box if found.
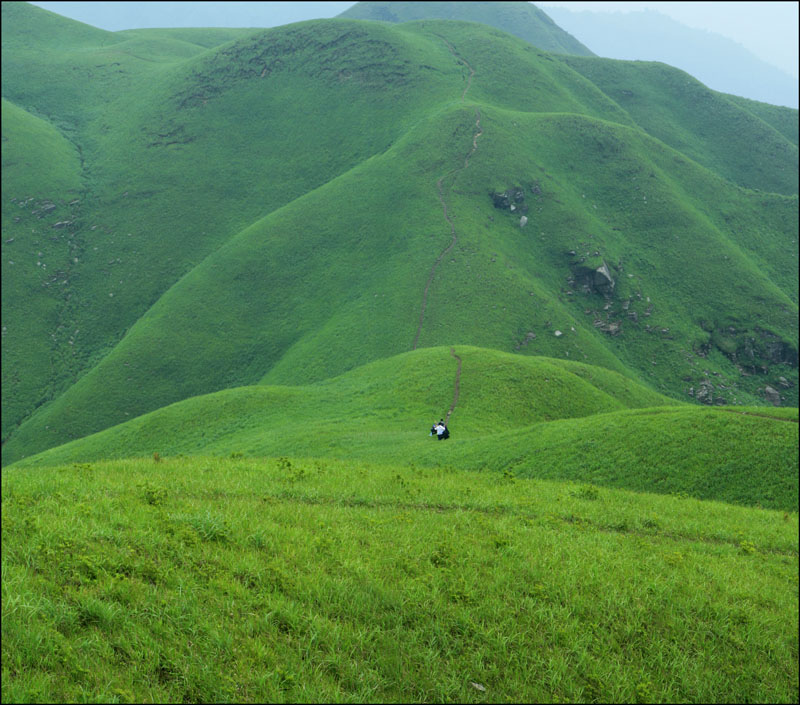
[717,409,798,423]
[412,38,482,425]
[446,347,462,425]
[410,109,482,352]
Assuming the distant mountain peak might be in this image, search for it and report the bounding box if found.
[339,1,595,56]
[543,5,798,108]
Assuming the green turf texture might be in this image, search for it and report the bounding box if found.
[2,455,797,703]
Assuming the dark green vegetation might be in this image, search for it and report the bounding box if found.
[3,457,798,703]
[2,2,797,465]
[340,0,595,56]
[2,2,798,702]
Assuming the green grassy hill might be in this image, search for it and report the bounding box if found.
[1,3,798,469]
[2,456,798,702]
[558,55,798,195]
[725,94,800,146]
[1,98,84,435]
[339,0,596,56]
[1,10,466,448]
[2,6,798,701]
[7,346,677,466]
[9,347,797,513]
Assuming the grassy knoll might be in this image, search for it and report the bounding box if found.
[4,346,674,465]
[442,406,799,511]
[2,456,797,702]
[9,348,798,513]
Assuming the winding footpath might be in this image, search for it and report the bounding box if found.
[445,347,462,425]
[412,38,482,425]
[411,107,483,351]
[409,40,799,432]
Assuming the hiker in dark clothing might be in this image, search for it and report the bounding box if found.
[430,419,450,440]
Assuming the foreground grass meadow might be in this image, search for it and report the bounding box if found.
[2,456,798,703]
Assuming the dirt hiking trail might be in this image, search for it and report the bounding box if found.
[446,347,462,425]
[411,39,481,426]
[412,39,482,351]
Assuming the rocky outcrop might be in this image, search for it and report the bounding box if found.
[491,186,528,213]
[594,318,621,336]
[513,331,536,351]
[32,201,56,217]
[570,257,615,295]
[756,328,798,367]
[594,260,615,291]
[695,380,714,404]
[688,380,726,405]
[710,325,798,373]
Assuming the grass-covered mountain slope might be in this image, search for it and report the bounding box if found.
[10,347,797,513]
[2,9,473,448]
[557,55,798,196]
[1,98,84,435]
[2,456,798,703]
[2,3,798,465]
[725,94,799,147]
[339,0,595,57]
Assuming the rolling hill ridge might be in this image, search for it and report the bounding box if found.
[10,346,797,513]
[2,5,797,702]
[340,0,596,57]
[1,2,798,466]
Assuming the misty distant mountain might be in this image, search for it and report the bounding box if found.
[340,1,595,56]
[542,6,798,109]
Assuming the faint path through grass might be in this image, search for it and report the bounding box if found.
[446,347,462,424]
[718,409,798,423]
[214,487,800,557]
[412,40,482,351]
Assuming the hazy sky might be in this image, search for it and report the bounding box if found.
[28,1,799,78]
[539,2,799,78]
